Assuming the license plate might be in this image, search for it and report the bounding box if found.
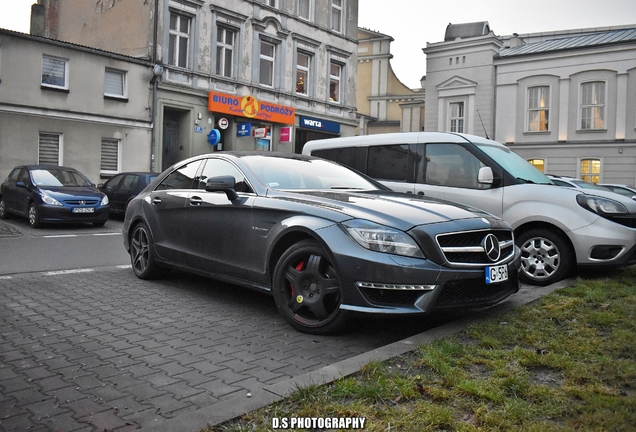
[485,265,508,284]
[72,207,95,213]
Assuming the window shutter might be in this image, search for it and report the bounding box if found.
[101,139,119,171]
[104,70,124,96]
[38,133,60,165]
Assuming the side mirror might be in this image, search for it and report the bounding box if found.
[478,167,494,185]
[205,175,238,201]
[16,181,26,188]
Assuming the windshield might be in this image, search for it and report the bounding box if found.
[475,141,552,185]
[31,169,93,187]
[243,155,379,191]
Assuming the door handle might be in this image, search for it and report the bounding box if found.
[417,191,425,196]
[152,197,162,205]
[189,196,203,206]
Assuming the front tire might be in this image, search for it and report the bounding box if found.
[517,228,573,286]
[130,222,163,279]
[272,240,348,335]
[28,203,41,228]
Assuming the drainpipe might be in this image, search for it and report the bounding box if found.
[150,65,164,172]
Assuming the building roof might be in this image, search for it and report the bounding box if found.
[444,22,490,41]
[497,28,636,58]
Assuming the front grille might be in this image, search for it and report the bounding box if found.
[360,287,427,307]
[433,276,518,309]
[64,199,99,205]
[437,229,514,266]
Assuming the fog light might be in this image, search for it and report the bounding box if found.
[590,246,623,260]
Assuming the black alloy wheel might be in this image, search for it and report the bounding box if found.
[130,222,162,279]
[272,240,347,335]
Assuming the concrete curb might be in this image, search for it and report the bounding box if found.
[139,278,576,432]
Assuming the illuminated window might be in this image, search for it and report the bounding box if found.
[329,61,341,103]
[296,52,310,95]
[449,102,464,133]
[581,82,605,130]
[527,86,549,132]
[580,158,601,184]
[527,159,545,173]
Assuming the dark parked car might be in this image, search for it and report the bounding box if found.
[123,152,521,334]
[99,172,158,216]
[0,165,109,228]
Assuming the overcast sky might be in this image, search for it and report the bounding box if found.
[2,0,635,88]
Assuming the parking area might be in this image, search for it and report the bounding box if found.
[0,264,452,431]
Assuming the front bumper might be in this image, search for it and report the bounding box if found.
[569,215,636,266]
[38,204,110,224]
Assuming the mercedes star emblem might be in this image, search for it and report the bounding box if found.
[482,233,501,262]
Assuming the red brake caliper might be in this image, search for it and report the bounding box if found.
[290,261,306,297]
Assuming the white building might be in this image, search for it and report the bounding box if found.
[424,22,636,186]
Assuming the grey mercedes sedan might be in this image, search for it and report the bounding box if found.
[123,152,520,334]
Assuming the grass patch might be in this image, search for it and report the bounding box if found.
[206,266,636,431]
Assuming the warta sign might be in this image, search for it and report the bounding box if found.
[208,91,295,124]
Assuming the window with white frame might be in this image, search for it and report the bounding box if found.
[580,158,601,184]
[41,55,68,89]
[580,81,605,130]
[38,132,62,165]
[527,159,545,173]
[298,0,312,21]
[100,138,120,173]
[331,0,343,33]
[259,40,275,87]
[104,68,126,98]
[527,86,549,132]
[329,61,342,103]
[169,12,191,68]
[449,102,464,133]
[216,26,235,78]
[263,0,277,7]
[296,51,310,95]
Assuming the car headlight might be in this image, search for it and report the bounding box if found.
[343,219,424,258]
[576,194,628,216]
[101,195,109,206]
[40,192,62,206]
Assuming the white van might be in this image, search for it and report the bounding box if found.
[303,132,636,286]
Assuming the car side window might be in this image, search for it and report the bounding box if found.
[423,143,488,189]
[198,159,253,193]
[366,144,413,182]
[120,174,138,190]
[6,168,21,183]
[105,174,124,192]
[156,161,201,190]
[17,168,30,185]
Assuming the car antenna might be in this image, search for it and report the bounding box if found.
[477,110,490,139]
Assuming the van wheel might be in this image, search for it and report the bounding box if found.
[517,228,573,286]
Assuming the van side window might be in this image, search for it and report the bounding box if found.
[367,144,413,182]
[312,147,357,170]
[423,143,488,189]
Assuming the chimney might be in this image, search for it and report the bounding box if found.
[30,3,46,36]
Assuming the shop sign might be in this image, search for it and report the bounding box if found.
[208,91,296,124]
[254,127,268,138]
[218,118,229,129]
[280,127,292,143]
[237,123,252,137]
[300,116,340,134]
[207,129,221,145]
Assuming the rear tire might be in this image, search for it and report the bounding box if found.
[130,222,163,279]
[272,240,348,335]
[517,228,573,286]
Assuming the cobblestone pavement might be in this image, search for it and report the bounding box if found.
[0,221,22,238]
[0,265,449,431]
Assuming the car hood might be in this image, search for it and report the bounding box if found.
[38,186,104,199]
[270,189,497,231]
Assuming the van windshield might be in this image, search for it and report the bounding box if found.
[475,142,552,185]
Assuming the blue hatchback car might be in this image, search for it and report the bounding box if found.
[0,165,110,228]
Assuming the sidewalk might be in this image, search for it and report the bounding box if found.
[0,220,22,238]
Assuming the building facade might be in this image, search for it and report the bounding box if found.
[33,0,359,171]
[356,28,425,134]
[0,29,153,184]
[423,22,636,186]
